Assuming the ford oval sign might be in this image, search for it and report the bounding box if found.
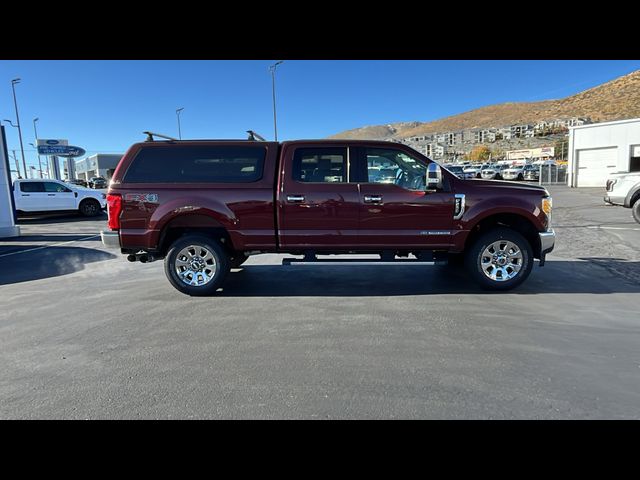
[46,139,60,145]
[37,145,86,157]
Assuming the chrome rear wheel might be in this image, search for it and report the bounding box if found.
[164,235,230,296]
[175,245,217,286]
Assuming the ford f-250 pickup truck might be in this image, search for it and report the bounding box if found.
[101,133,555,295]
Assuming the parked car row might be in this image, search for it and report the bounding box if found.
[61,176,108,189]
[443,162,556,182]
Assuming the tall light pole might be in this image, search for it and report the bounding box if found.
[33,117,43,178]
[176,107,184,140]
[9,78,27,180]
[269,61,283,141]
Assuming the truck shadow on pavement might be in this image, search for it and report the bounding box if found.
[0,246,116,286]
[17,212,107,225]
[218,259,640,296]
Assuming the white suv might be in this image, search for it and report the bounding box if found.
[604,172,640,223]
[13,179,107,217]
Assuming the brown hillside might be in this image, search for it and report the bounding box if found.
[329,69,640,139]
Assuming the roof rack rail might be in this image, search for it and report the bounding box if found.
[246,130,267,142]
[143,131,178,142]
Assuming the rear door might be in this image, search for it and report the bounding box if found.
[15,181,46,211]
[356,147,455,249]
[278,144,359,249]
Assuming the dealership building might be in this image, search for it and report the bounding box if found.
[75,154,123,182]
[568,118,640,187]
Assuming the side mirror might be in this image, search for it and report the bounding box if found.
[426,163,442,191]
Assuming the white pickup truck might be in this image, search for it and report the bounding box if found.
[13,179,107,217]
[605,172,640,224]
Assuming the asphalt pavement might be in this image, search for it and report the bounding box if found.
[0,186,639,419]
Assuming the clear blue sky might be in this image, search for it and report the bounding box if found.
[2,60,640,170]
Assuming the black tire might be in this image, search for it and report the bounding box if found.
[79,199,101,217]
[517,173,524,181]
[164,235,230,296]
[464,227,533,291]
[230,254,248,268]
[632,199,640,224]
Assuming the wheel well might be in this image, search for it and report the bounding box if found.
[631,190,640,207]
[157,226,235,258]
[79,197,99,205]
[465,213,541,258]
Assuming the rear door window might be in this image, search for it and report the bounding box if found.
[292,148,347,183]
[19,182,45,192]
[124,145,266,183]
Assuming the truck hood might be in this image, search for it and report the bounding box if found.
[464,178,548,194]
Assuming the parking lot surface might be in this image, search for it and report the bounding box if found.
[1,186,639,419]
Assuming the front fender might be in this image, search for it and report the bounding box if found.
[460,195,545,232]
[624,183,640,208]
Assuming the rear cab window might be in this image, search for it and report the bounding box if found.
[123,145,267,183]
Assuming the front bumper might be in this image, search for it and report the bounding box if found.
[538,229,555,266]
[101,230,120,248]
[603,194,625,206]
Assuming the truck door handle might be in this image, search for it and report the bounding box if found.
[364,195,383,203]
[47,194,56,196]
[287,195,305,203]
[21,194,30,196]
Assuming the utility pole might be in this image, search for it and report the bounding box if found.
[33,117,43,178]
[269,61,284,141]
[11,150,21,178]
[10,78,27,180]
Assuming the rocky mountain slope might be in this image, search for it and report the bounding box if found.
[330,69,640,140]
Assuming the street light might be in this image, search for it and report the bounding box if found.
[176,108,184,140]
[269,61,284,141]
[9,78,27,180]
[33,117,43,178]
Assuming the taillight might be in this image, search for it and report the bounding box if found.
[106,193,122,230]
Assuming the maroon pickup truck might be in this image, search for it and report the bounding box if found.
[101,134,555,295]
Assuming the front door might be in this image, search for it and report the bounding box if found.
[278,145,359,250]
[357,147,455,249]
[42,181,76,210]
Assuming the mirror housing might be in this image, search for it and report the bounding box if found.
[426,163,442,191]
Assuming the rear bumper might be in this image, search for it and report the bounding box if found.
[538,229,555,266]
[101,230,120,248]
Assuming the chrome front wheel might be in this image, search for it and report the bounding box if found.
[465,227,533,291]
[480,240,523,282]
